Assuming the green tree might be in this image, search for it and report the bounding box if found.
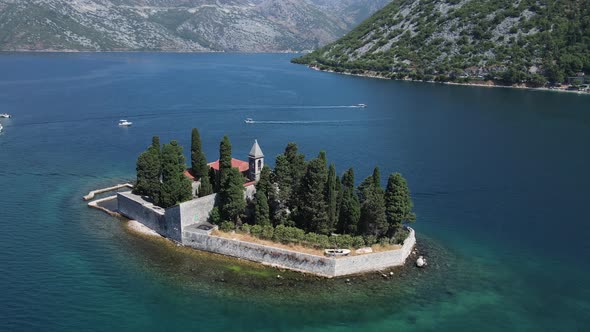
[298,156,329,234]
[273,154,293,205]
[158,141,192,208]
[219,167,245,224]
[134,136,161,201]
[254,191,271,226]
[219,135,232,173]
[283,143,307,208]
[358,167,388,237]
[385,173,416,232]
[338,168,361,234]
[198,174,213,197]
[325,163,339,233]
[190,128,208,179]
[256,165,273,198]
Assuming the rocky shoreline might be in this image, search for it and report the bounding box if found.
[308,66,590,95]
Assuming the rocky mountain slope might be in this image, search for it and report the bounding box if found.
[294,0,590,85]
[0,0,390,52]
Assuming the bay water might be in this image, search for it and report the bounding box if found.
[0,53,589,331]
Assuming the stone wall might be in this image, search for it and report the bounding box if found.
[181,228,416,277]
[118,189,416,277]
[117,192,181,242]
[333,228,416,276]
[171,193,217,228]
[182,230,337,277]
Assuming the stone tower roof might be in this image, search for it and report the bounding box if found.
[249,139,264,158]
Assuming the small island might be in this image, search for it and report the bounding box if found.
[112,129,417,277]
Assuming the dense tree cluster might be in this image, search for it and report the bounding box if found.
[219,142,416,245]
[135,132,416,248]
[134,137,192,209]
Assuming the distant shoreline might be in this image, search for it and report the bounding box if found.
[0,49,300,55]
[307,65,590,96]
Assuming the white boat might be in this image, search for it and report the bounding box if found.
[324,249,351,257]
[356,104,367,108]
[0,113,11,118]
[244,118,254,124]
[118,119,132,126]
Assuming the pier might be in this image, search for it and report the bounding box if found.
[83,183,133,201]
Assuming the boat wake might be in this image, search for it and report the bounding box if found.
[245,119,353,125]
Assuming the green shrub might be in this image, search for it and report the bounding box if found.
[317,234,330,249]
[273,224,289,243]
[364,235,377,246]
[393,227,410,244]
[261,225,274,240]
[241,224,251,234]
[251,224,263,237]
[220,221,235,232]
[208,207,221,224]
[379,237,391,246]
[352,236,366,249]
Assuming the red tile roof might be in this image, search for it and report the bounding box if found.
[183,169,196,181]
[208,158,250,173]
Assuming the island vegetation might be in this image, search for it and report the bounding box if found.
[133,129,416,250]
[293,0,590,88]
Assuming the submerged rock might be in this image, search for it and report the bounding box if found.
[416,256,427,268]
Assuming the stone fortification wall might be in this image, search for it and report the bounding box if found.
[118,189,416,277]
[168,194,217,228]
[182,230,337,277]
[181,228,416,277]
[333,228,415,276]
[117,192,182,242]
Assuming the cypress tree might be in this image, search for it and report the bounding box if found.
[190,128,208,179]
[134,150,160,198]
[256,165,273,198]
[358,168,388,237]
[219,167,246,224]
[219,135,232,188]
[208,166,219,193]
[273,154,292,204]
[385,173,416,232]
[337,168,360,234]
[283,143,306,208]
[158,141,192,208]
[326,163,338,233]
[151,136,160,152]
[254,191,271,226]
[298,157,329,234]
[134,136,161,201]
[372,167,382,189]
[198,174,213,197]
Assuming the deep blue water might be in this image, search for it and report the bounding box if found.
[0,53,589,331]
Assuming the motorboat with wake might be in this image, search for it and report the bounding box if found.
[244,118,255,124]
[0,113,11,118]
[118,119,133,127]
[356,104,367,108]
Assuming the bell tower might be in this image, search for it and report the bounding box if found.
[249,139,264,182]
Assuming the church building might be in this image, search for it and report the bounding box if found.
[204,139,264,184]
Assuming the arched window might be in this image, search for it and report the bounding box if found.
[258,159,262,169]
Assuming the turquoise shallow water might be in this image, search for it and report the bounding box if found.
[0,53,589,331]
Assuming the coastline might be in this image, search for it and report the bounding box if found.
[127,220,162,238]
[307,65,590,96]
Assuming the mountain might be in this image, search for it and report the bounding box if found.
[293,0,590,85]
[0,0,390,52]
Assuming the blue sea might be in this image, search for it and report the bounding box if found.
[0,53,589,331]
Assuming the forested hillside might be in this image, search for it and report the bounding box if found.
[294,0,590,85]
